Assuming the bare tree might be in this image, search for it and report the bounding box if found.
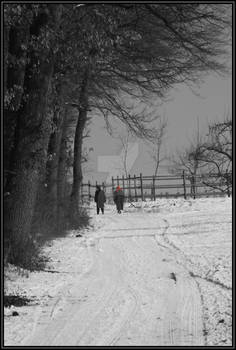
[81,122,94,177]
[118,130,131,178]
[196,117,232,194]
[170,116,232,196]
[202,118,232,165]
[68,3,232,216]
[170,120,206,198]
[148,117,168,177]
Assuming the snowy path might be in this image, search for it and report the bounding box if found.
[5,198,232,346]
[23,208,204,346]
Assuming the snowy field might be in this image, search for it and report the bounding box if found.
[4,196,232,346]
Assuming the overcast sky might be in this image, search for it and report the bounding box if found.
[83,71,232,184]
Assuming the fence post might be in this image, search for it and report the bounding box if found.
[140,173,144,201]
[88,180,91,202]
[182,170,186,199]
[117,175,119,186]
[122,175,125,198]
[153,176,156,201]
[112,176,114,193]
[128,174,131,200]
[134,174,137,202]
[193,174,196,199]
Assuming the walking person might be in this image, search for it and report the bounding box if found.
[94,185,106,215]
[113,185,124,214]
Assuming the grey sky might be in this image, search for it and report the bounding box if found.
[83,72,232,184]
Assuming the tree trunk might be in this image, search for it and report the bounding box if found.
[4,23,30,187]
[5,64,54,254]
[70,70,89,217]
[45,106,65,224]
[154,160,160,178]
[57,108,70,230]
[4,6,62,263]
[4,25,9,97]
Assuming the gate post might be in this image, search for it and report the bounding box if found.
[134,174,137,201]
[128,174,131,200]
[88,180,91,202]
[122,175,125,199]
[140,173,144,201]
[182,170,187,200]
[112,176,114,193]
[153,176,156,201]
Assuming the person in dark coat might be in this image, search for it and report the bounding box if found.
[94,185,106,214]
[113,185,124,213]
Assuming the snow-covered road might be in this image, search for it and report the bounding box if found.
[4,197,232,346]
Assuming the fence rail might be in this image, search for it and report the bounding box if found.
[80,171,231,203]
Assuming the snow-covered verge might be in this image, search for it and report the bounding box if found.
[4,226,93,345]
[4,196,232,346]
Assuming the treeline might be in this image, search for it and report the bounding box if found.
[3,4,231,268]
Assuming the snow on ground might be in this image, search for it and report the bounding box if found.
[4,196,232,346]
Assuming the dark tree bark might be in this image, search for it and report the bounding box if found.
[4,25,9,97]
[5,64,54,256]
[4,23,30,186]
[70,69,89,216]
[4,5,62,263]
[57,108,70,229]
[45,106,65,223]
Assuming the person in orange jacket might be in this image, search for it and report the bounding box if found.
[113,185,124,213]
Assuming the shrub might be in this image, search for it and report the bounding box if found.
[4,232,49,271]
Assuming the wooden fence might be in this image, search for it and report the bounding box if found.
[80,171,231,203]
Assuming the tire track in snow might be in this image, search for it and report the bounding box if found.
[109,290,139,346]
[192,278,208,345]
[107,241,141,346]
[27,218,137,346]
[106,223,202,346]
[49,241,96,320]
[99,234,154,345]
[152,217,205,345]
[73,286,121,345]
[98,286,140,346]
[87,236,142,346]
[74,237,141,346]
[23,276,79,345]
[158,217,231,291]
[159,277,204,345]
[156,217,231,346]
[23,235,97,345]
[159,217,207,346]
[50,236,139,346]
[52,243,121,345]
[97,213,204,345]
[23,240,106,345]
[23,208,226,346]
